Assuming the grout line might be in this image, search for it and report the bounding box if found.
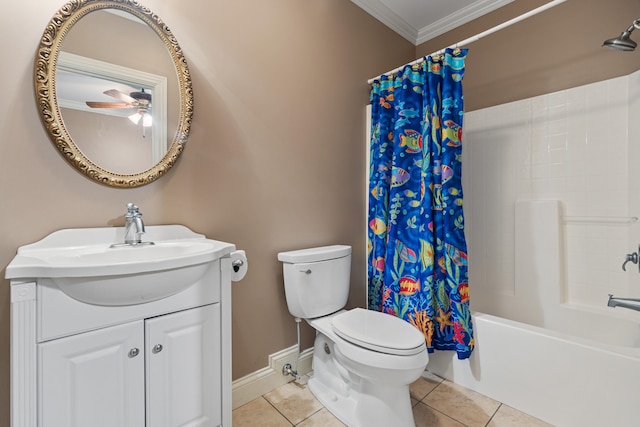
[261,395,295,426]
[418,401,475,427]
[292,407,325,426]
[484,403,503,426]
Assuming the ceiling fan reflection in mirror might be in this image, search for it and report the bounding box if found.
[86,88,153,136]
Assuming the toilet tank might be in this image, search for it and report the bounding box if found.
[277,245,352,319]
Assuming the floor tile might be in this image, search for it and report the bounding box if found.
[264,382,324,425]
[413,402,466,427]
[297,408,346,426]
[410,371,443,402]
[422,380,501,427]
[487,404,554,427]
[232,372,554,427]
[232,397,292,427]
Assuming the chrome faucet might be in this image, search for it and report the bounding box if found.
[125,203,145,244]
[607,294,640,312]
[115,203,155,247]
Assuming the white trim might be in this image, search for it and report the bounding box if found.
[351,0,513,45]
[10,282,37,427]
[350,0,416,44]
[365,104,372,309]
[232,345,314,409]
[368,0,567,83]
[416,0,514,45]
[57,51,168,164]
[220,258,233,427]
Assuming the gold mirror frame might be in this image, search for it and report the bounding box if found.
[35,0,193,187]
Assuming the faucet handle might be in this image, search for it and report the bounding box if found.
[622,246,640,272]
[126,203,140,216]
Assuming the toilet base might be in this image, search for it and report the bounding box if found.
[308,373,416,427]
[307,330,418,427]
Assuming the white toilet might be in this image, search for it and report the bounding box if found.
[278,245,428,427]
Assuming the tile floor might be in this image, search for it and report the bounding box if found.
[232,371,553,427]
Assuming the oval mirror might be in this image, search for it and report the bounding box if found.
[35,0,193,187]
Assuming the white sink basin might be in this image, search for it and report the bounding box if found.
[6,225,235,306]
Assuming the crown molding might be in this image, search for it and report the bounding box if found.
[416,0,514,45]
[352,0,513,46]
[350,0,417,44]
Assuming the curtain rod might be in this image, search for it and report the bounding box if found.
[367,0,567,84]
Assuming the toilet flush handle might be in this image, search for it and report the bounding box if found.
[300,269,312,274]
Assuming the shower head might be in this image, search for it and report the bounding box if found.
[602,19,640,51]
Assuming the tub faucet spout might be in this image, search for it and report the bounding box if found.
[607,294,640,312]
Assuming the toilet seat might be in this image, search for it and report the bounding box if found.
[331,308,425,356]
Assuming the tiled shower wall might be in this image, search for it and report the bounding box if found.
[463,71,640,313]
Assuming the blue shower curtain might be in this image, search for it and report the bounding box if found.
[367,48,473,359]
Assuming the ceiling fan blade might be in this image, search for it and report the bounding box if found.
[85,101,133,108]
[103,89,137,104]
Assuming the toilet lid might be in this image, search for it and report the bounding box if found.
[331,308,426,356]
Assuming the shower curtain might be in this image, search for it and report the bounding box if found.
[367,48,473,359]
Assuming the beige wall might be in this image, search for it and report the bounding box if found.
[1,0,639,425]
[416,0,640,111]
[0,1,412,424]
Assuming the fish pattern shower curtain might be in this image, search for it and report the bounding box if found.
[367,48,473,359]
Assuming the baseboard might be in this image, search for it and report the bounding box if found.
[232,345,314,409]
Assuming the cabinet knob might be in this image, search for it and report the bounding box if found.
[152,344,163,354]
[128,348,140,358]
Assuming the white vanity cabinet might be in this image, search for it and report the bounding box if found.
[6,226,241,427]
[146,304,221,427]
[39,304,221,427]
[39,320,146,426]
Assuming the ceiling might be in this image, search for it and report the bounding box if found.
[350,0,514,45]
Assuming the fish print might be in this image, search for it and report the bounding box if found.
[399,276,420,295]
[391,167,410,187]
[441,165,454,184]
[371,186,380,199]
[420,239,434,270]
[399,129,423,153]
[394,116,412,129]
[444,120,462,147]
[369,217,386,236]
[442,97,458,114]
[372,256,385,272]
[446,243,468,267]
[398,108,420,119]
[396,240,417,263]
[368,48,473,360]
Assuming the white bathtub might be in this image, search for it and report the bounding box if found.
[427,311,640,427]
[426,200,640,426]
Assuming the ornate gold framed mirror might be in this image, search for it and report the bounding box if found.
[35,0,193,187]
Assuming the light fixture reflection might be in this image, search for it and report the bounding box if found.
[142,112,152,127]
[129,111,142,125]
[128,110,152,128]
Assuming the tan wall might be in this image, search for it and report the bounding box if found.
[0,1,413,424]
[416,0,640,111]
[1,0,639,425]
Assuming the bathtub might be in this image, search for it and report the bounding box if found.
[426,200,640,426]
[427,311,640,427]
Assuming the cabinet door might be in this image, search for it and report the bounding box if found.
[146,304,221,427]
[39,321,145,427]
